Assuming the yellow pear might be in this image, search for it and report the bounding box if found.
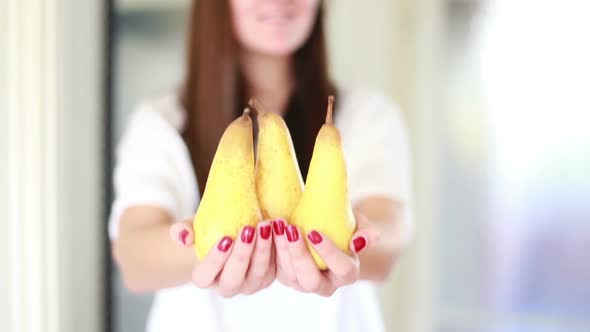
[250,99,303,220]
[193,108,261,260]
[290,96,356,270]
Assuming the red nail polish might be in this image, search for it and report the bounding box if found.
[241,226,255,244]
[260,224,272,240]
[179,229,189,245]
[217,236,233,252]
[286,225,299,242]
[307,230,322,245]
[272,219,285,235]
[353,236,367,253]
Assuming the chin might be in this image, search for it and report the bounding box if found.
[249,35,308,57]
[258,44,300,57]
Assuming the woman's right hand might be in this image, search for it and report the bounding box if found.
[169,220,276,297]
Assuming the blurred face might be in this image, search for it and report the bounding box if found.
[230,0,320,57]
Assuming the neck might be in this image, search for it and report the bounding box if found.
[240,51,294,116]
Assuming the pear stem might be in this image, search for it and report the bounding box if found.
[248,98,266,116]
[242,107,251,119]
[326,95,335,124]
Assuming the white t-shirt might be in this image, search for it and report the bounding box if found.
[109,87,412,332]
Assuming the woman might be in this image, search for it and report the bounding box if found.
[110,1,411,331]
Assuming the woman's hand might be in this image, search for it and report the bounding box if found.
[169,220,276,298]
[272,212,379,297]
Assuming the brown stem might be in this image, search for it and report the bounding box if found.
[242,107,251,119]
[326,95,335,124]
[248,98,266,116]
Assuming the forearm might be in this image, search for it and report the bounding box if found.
[354,197,407,281]
[112,207,195,292]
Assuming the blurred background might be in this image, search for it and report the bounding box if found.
[3,0,590,331]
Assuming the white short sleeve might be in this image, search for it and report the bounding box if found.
[108,100,195,239]
[336,89,413,239]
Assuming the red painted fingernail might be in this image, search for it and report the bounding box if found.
[217,236,233,252]
[272,219,285,235]
[260,224,272,240]
[179,229,189,245]
[286,225,299,242]
[241,226,255,244]
[307,230,323,245]
[353,236,367,253]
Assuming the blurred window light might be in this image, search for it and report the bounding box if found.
[436,0,590,331]
[481,0,590,178]
[481,0,590,322]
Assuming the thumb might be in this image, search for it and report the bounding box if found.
[170,219,195,247]
[349,212,379,254]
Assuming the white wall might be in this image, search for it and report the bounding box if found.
[2,0,104,331]
[328,1,443,331]
[329,1,446,331]
[326,0,398,97]
[1,0,11,328]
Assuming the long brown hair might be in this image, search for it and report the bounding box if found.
[181,0,336,195]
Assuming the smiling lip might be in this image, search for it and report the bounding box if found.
[258,13,293,24]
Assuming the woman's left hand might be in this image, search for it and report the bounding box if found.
[272,211,379,296]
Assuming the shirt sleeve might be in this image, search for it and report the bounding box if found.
[108,105,185,239]
[339,91,413,241]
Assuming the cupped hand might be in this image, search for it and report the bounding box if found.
[272,212,378,297]
[170,220,276,297]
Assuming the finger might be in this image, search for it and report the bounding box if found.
[273,219,298,286]
[243,247,276,295]
[285,225,329,293]
[276,267,303,291]
[307,230,359,284]
[273,242,302,291]
[217,226,256,296]
[351,212,379,252]
[192,236,233,288]
[263,242,280,290]
[258,268,276,290]
[241,222,273,293]
[169,220,194,247]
